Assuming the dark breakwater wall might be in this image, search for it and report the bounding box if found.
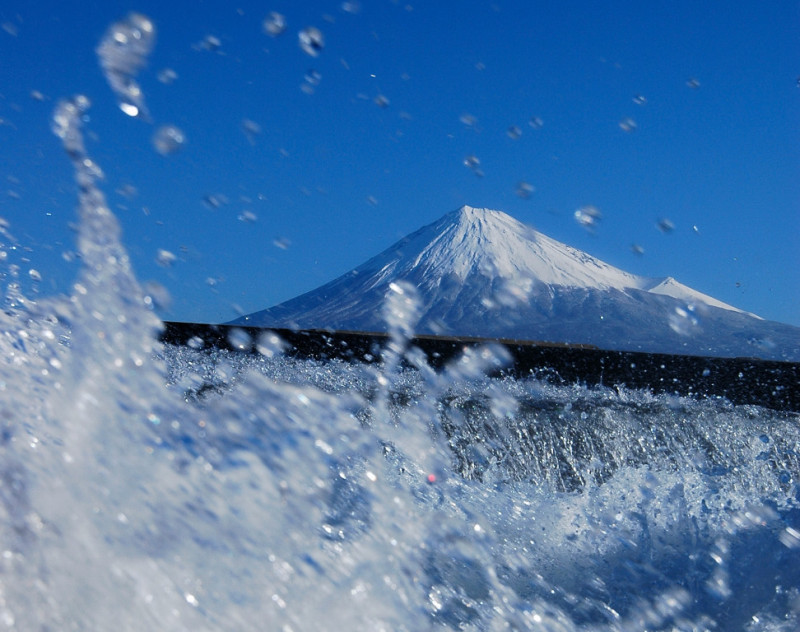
[160,322,800,412]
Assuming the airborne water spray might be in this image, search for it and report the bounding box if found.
[1,9,799,631]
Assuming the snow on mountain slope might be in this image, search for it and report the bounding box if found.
[642,276,759,317]
[234,206,799,359]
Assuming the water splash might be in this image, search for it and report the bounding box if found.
[2,44,799,632]
[96,13,156,119]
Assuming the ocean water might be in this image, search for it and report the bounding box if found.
[0,99,799,631]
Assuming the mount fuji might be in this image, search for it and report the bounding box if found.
[234,206,800,360]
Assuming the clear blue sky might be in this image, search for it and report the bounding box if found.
[1,0,798,325]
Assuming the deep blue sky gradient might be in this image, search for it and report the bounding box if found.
[1,0,798,325]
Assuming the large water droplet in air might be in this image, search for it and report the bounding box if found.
[196,35,222,52]
[241,119,262,144]
[155,249,177,267]
[460,113,478,128]
[96,13,156,120]
[619,117,637,132]
[516,181,534,198]
[464,155,483,176]
[528,116,544,129]
[263,12,287,37]
[152,125,186,155]
[298,27,324,57]
[574,205,602,231]
[657,218,675,233]
[668,305,701,336]
[157,68,178,85]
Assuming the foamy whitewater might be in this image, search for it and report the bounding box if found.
[0,94,799,631]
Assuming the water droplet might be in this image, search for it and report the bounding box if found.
[263,12,287,37]
[155,249,176,267]
[299,27,324,57]
[633,94,647,105]
[657,218,675,233]
[96,13,156,120]
[30,90,46,102]
[574,205,602,231]
[631,244,644,255]
[464,155,483,176]
[142,281,171,310]
[241,119,262,144]
[668,305,701,336]
[507,125,522,139]
[374,94,390,108]
[619,117,637,132]
[238,210,257,223]
[2,22,18,37]
[341,1,362,14]
[157,68,178,84]
[227,328,252,351]
[459,113,478,128]
[152,125,186,155]
[120,103,139,117]
[273,237,291,250]
[28,269,42,282]
[256,331,286,358]
[780,526,800,549]
[516,181,534,198]
[304,69,322,86]
[686,77,701,89]
[203,194,228,210]
[196,35,222,52]
[528,116,544,129]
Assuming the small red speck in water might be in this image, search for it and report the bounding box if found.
[427,473,436,483]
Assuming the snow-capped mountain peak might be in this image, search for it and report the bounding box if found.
[233,205,798,359]
[371,206,744,308]
[414,205,643,290]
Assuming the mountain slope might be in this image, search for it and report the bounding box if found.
[234,206,799,360]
